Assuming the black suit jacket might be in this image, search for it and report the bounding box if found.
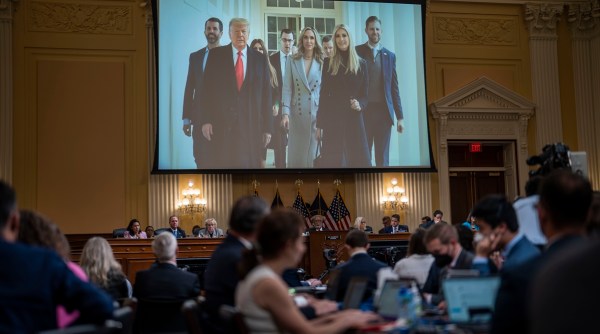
[133,262,200,300]
[382,225,409,233]
[168,227,186,239]
[199,44,273,168]
[183,47,209,125]
[269,51,284,103]
[422,248,474,305]
[334,253,388,302]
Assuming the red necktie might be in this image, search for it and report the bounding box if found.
[235,51,244,91]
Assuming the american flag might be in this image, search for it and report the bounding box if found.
[292,192,312,229]
[271,189,285,209]
[325,189,352,230]
[310,190,334,230]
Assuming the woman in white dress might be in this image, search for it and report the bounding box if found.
[236,209,379,333]
[281,26,324,168]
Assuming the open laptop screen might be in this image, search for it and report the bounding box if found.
[376,279,419,319]
[442,276,501,323]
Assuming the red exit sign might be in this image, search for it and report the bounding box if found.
[470,142,482,153]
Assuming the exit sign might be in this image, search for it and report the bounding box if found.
[470,142,482,153]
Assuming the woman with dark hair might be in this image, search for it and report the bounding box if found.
[250,38,279,168]
[316,24,370,167]
[236,209,379,333]
[393,228,433,287]
[124,218,147,239]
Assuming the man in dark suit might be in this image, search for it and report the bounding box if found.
[334,230,388,302]
[203,196,269,332]
[470,194,540,275]
[267,28,295,168]
[0,180,114,332]
[168,215,186,238]
[382,213,409,233]
[182,17,223,168]
[378,215,391,233]
[491,170,592,334]
[419,209,445,229]
[133,232,200,300]
[199,18,273,169]
[355,16,404,167]
[422,223,474,306]
[308,214,328,232]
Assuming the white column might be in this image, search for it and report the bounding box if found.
[567,2,600,188]
[0,0,15,182]
[201,174,233,228]
[403,173,433,231]
[354,173,384,229]
[148,174,179,228]
[524,3,564,150]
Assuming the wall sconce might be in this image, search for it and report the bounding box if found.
[381,178,409,210]
[176,180,207,214]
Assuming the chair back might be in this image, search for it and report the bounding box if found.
[181,298,204,334]
[153,228,171,236]
[133,298,187,334]
[113,228,127,238]
[219,305,249,334]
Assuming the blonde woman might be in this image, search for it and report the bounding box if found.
[316,24,370,167]
[353,216,373,233]
[80,237,131,300]
[197,217,225,238]
[281,26,324,168]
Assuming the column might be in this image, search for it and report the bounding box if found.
[0,0,15,182]
[524,3,564,150]
[201,174,233,228]
[567,1,600,188]
[403,173,433,231]
[148,174,179,228]
[354,173,384,229]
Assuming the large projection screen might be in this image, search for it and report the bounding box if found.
[154,0,432,173]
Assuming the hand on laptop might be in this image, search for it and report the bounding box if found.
[305,296,339,316]
[306,278,323,287]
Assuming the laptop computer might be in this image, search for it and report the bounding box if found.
[342,277,369,309]
[375,278,421,320]
[442,276,501,325]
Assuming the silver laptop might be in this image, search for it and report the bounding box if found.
[442,276,501,324]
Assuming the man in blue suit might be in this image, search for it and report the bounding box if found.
[182,17,223,168]
[356,16,404,167]
[382,213,409,233]
[0,180,113,332]
[334,229,388,302]
[471,194,540,275]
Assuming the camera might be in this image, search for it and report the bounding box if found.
[323,248,337,269]
[526,143,571,177]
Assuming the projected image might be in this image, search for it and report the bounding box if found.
[155,0,430,171]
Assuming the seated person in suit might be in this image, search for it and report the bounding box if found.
[422,223,474,307]
[352,217,373,233]
[471,194,540,275]
[308,214,327,232]
[378,216,391,234]
[382,214,409,233]
[236,210,379,333]
[333,229,388,302]
[393,228,434,288]
[0,180,114,333]
[420,210,446,229]
[197,218,225,238]
[133,233,200,300]
[167,215,186,238]
[124,218,147,239]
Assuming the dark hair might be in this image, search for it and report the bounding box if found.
[456,225,474,252]
[365,15,381,28]
[239,209,304,279]
[433,210,443,217]
[192,224,201,236]
[525,175,544,197]
[322,35,331,43]
[424,222,457,245]
[126,218,140,235]
[0,180,16,229]
[471,194,519,232]
[407,228,428,256]
[18,209,70,260]
[539,170,593,229]
[421,216,431,222]
[391,214,400,221]
[345,229,369,248]
[205,17,223,32]
[280,28,295,39]
[586,191,600,237]
[382,216,391,224]
[229,196,269,234]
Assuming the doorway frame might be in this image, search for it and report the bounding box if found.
[430,77,535,221]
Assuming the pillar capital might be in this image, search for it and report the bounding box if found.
[525,3,564,38]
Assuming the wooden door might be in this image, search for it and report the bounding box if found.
[449,171,505,224]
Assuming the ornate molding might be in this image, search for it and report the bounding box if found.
[567,1,600,38]
[0,0,18,22]
[524,3,564,38]
[446,124,516,136]
[450,88,521,108]
[28,1,132,34]
[433,16,517,45]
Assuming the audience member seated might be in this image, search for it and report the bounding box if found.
[491,170,592,334]
[422,223,474,307]
[167,215,186,238]
[80,237,132,301]
[197,218,225,238]
[0,180,113,333]
[471,194,540,275]
[352,216,373,233]
[333,229,388,303]
[203,196,269,333]
[378,215,391,234]
[382,214,409,233]
[282,268,322,288]
[393,228,434,287]
[456,224,475,252]
[420,210,445,229]
[586,191,600,238]
[236,209,380,333]
[145,225,155,238]
[17,209,89,328]
[462,212,480,231]
[308,214,327,232]
[123,218,147,239]
[133,232,201,300]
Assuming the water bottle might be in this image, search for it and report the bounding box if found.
[410,282,422,319]
[397,287,413,325]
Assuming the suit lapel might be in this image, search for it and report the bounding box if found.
[381,47,390,83]
[293,58,311,91]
